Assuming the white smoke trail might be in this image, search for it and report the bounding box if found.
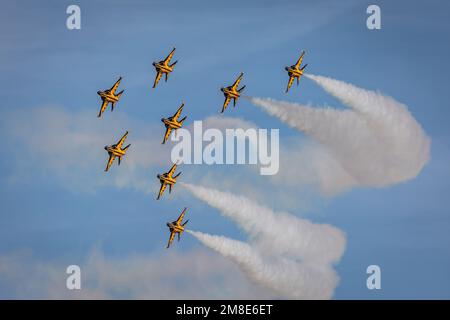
[182,184,345,298]
[249,75,430,190]
[182,76,430,299]
[182,182,345,264]
[187,230,338,299]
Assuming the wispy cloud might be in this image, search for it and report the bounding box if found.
[2,106,168,193]
[0,248,273,299]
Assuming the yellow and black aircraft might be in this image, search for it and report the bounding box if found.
[152,47,178,88]
[220,72,246,113]
[166,207,189,249]
[97,77,124,117]
[285,51,308,93]
[104,131,130,172]
[161,102,187,144]
[156,163,181,200]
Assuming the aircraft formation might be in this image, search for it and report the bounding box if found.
[96,48,308,249]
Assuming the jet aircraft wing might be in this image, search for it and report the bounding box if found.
[116,131,128,149]
[153,71,163,88]
[231,73,244,90]
[286,75,295,93]
[164,48,176,64]
[177,208,187,224]
[167,230,176,248]
[221,97,231,113]
[167,163,177,177]
[157,182,167,200]
[162,126,173,144]
[172,103,184,121]
[98,99,108,117]
[294,51,305,69]
[109,77,122,95]
[105,154,116,172]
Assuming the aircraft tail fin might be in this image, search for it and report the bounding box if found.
[170,60,178,68]
[301,64,308,71]
[122,144,131,152]
[116,90,124,99]
[238,85,246,93]
[179,116,187,125]
[169,184,172,193]
[111,90,124,111]
[173,172,182,179]
[182,219,189,227]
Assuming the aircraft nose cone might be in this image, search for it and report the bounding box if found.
[161,118,164,122]
[104,146,108,150]
[166,223,170,227]
[220,88,224,92]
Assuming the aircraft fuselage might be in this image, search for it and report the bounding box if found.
[98,91,119,102]
[162,118,182,129]
[153,62,173,74]
[167,222,184,233]
[105,146,126,157]
[222,87,240,99]
[286,66,303,77]
[158,174,177,185]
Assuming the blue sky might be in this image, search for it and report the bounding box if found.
[0,0,449,299]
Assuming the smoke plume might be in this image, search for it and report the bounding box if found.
[188,230,339,299]
[184,75,431,299]
[182,182,345,263]
[183,184,345,299]
[249,74,430,191]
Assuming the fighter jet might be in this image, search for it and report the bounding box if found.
[156,163,181,200]
[220,72,246,113]
[97,77,125,118]
[166,207,189,249]
[104,131,131,172]
[161,102,187,144]
[152,48,178,88]
[285,51,308,93]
